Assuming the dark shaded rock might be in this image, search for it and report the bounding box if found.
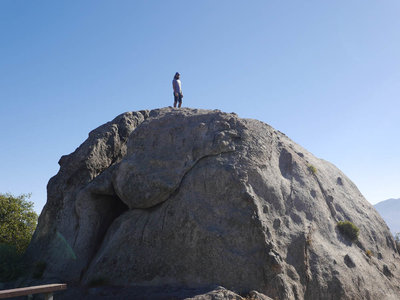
[344,254,356,268]
[383,264,393,277]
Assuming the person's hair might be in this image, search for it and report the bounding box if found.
[174,72,180,79]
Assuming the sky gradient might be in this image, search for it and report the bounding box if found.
[1,1,399,213]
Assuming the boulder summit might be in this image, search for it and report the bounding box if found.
[25,108,400,299]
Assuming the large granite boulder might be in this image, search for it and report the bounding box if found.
[25,108,400,299]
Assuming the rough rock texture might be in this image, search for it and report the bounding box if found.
[185,286,244,300]
[25,108,400,300]
[184,286,273,300]
[184,287,274,300]
[43,285,270,300]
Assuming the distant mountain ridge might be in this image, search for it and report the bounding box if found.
[374,198,400,234]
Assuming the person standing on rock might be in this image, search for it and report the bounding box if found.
[172,72,183,108]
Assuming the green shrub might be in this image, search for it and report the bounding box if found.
[337,221,359,241]
[308,165,317,175]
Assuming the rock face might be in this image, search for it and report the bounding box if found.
[26,108,400,300]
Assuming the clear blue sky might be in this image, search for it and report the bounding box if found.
[1,1,399,213]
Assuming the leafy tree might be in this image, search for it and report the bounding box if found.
[0,193,38,253]
[0,193,38,282]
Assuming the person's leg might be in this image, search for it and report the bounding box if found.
[178,94,182,108]
[174,94,178,107]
